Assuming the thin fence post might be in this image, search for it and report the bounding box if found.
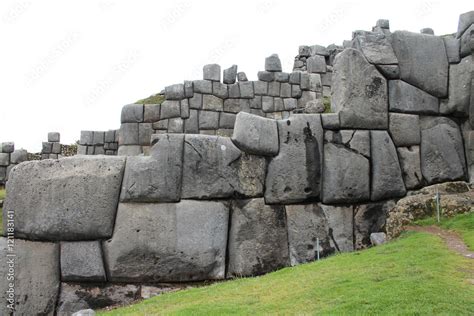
[316,237,320,261]
[436,185,440,223]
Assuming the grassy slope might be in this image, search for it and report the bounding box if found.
[135,94,165,105]
[0,188,5,235]
[416,212,474,250]
[99,231,474,315]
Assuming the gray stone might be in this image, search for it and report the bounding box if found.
[184,109,199,133]
[80,131,93,145]
[182,135,265,199]
[464,131,474,182]
[283,98,297,111]
[389,113,421,146]
[117,145,142,156]
[289,71,301,84]
[93,131,105,145]
[300,72,310,90]
[304,99,325,113]
[257,71,274,82]
[376,64,400,79]
[1,142,14,153]
[456,11,474,38]
[353,31,398,65]
[184,80,194,98]
[0,153,9,166]
[160,100,181,119]
[203,64,221,82]
[297,90,317,109]
[73,309,96,316]
[443,37,461,63]
[354,201,396,249]
[223,65,238,84]
[376,19,390,29]
[52,142,61,154]
[440,56,472,116]
[193,80,213,94]
[250,96,262,109]
[77,145,87,155]
[168,117,184,133]
[254,81,268,95]
[0,238,59,316]
[371,131,406,201]
[370,232,387,246]
[0,166,5,181]
[237,72,248,81]
[420,117,467,184]
[105,130,116,143]
[388,80,439,114]
[223,98,240,113]
[61,241,106,282]
[153,119,168,130]
[265,114,323,204]
[189,93,203,109]
[460,27,473,56]
[291,84,302,98]
[165,84,185,100]
[309,73,322,92]
[322,142,370,204]
[232,112,279,156]
[57,283,139,315]
[119,123,139,145]
[121,134,184,202]
[286,203,335,265]
[121,104,144,123]
[262,96,274,112]
[268,81,280,97]
[199,110,219,129]
[212,82,228,99]
[307,55,326,73]
[391,31,448,97]
[180,99,190,119]
[228,83,240,98]
[275,72,290,82]
[48,132,60,142]
[325,130,370,157]
[397,146,423,190]
[42,141,53,154]
[202,94,224,111]
[219,112,236,129]
[274,97,284,111]
[103,201,229,282]
[311,44,329,56]
[332,49,388,129]
[320,205,354,252]
[144,104,161,122]
[265,54,282,72]
[321,113,340,130]
[321,72,332,86]
[420,28,434,35]
[299,45,311,57]
[4,156,125,240]
[227,198,289,277]
[239,81,254,99]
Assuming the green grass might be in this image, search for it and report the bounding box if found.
[415,212,474,250]
[98,231,474,315]
[135,93,165,105]
[0,188,5,235]
[323,96,331,113]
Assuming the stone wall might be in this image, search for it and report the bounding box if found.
[1,10,474,315]
[0,142,27,185]
[77,130,119,155]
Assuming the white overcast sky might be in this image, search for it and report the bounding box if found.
[0,0,472,151]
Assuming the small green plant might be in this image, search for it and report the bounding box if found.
[323,96,332,113]
[135,93,165,105]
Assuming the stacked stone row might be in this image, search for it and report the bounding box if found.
[78,130,119,155]
[118,54,328,155]
[41,132,62,159]
[0,142,27,184]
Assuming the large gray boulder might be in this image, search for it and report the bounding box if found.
[265,54,282,72]
[121,104,144,123]
[460,24,474,57]
[203,64,221,82]
[388,113,421,146]
[371,131,406,201]
[223,65,238,84]
[286,203,335,265]
[331,48,388,129]
[227,199,289,277]
[420,117,467,184]
[322,141,370,204]
[182,135,265,199]
[120,134,184,202]
[397,146,423,190]
[104,201,229,282]
[457,11,474,38]
[165,84,185,100]
[265,114,323,204]
[352,31,398,65]
[0,238,60,316]
[319,205,354,252]
[231,112,279,156]
[307,55,326,73]
[440,56,472,116]
[388,80,439,114]
[4,156,125,240]
[61,241,106,282]
[324,130,370,157]
[464,131,474,182]
[391,31,448,97]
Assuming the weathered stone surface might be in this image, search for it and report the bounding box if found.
[297,90,317,108]
[353,31,398,64]
[391,31,448,97]
[57,283,140,315]
[388,113,421,146]
[325,130,370,157]
[189,93,203,109]
[464,131,474,182]
[265,54,282,72]
[299,45,311,57]
[165,84,185,100]
[61,241,106,282]
[193,80,213,94]
[199,110,219,129]
[121,134,183,202]
[121,104,144,123]
[160,100,181,119]
[223,65,238,84]
[237,72,248,81]
[117,145,142,156]
[307,55,326,73]
[212,82,228,99]
[202,94,224,111]
[420,28,434,35]
[265,114,323,204]
[457,11,474,38]
[397,146,423,190]
[371,131,406,201]
[72,309,96,316]
[286,203,335,265]
[10,149,27,164]
[0,238,59,316]
[388,80,439,114]
[460,24,474,57]
[48,132,60,142]
[239,81,254,98]
[227,199,289,277]
[232,112,279,156]
[320,205,354,252]
[0,153,9,166]
[370,233,387,246]
[443,36,461,63]
[219,112,236,129]
[321,113,340,130]
[80,131,93,145]
[322,142,370,204]
[353,200,396,249]
[103,201,229,282]
[332,49,388,129]
[440,56,472,116]
[420,117,467,184]
[119,123,139,145]
[4,156,125,240]
[275,72,290,82]
[42,141,53,154]
[257,71,274,82]
[1,142,14,153]
[184,81,193,98]
[182,135,265,199]
[203,64,221,82]
[376,64,400,79]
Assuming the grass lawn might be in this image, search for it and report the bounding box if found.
[0,187,4,235]
[415,212,474,250]
[98,230,474,315]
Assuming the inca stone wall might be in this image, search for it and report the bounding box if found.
[78,130,119,155]
[1,11,474,315]
[0,142,27,185]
